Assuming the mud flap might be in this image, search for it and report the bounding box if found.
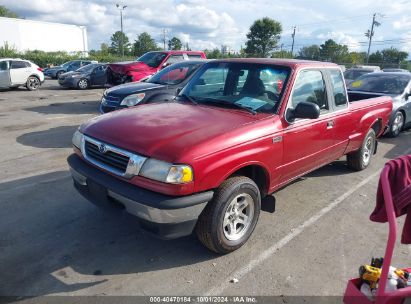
[261,195,276,213]
[374,140,378,155]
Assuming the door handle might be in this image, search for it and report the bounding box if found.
[327,120,335,129]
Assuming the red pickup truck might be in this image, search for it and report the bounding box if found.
[68,59,392,253]
[106,50,206,86]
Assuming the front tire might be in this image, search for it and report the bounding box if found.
[347,128,376,171]
[388,111,404,138]
[26,76,40,91]
[196,176,261,254]
[77,78,89,90]
[55,71,63,79]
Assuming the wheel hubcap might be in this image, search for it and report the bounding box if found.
[392,113,404,134]
[79,80,87,88]
[223,193,254,241]
[363,136,373,165]
[29,77,39,89]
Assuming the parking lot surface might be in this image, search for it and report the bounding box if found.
[1,80,411,299]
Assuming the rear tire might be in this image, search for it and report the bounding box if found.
[388,111,404,138]
[196,176,261,254]
[26,76,40,91]
[347,128,376,171]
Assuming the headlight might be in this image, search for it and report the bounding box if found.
[72,130,84,149]
[166,165,193,183]
[139,158,193,184]
[120,93,145,107]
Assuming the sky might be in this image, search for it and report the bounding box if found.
[4,0,411,54]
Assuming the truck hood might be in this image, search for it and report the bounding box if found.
[81,103,264,162]
[108,61,152,74]
[61,71,89,78]
[104,81,164,97]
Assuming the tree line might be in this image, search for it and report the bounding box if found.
[99,16,408,68]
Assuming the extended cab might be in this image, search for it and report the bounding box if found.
[106,50,206,86]
[68,59,392,254]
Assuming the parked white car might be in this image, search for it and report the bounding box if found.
[0,58,45,91]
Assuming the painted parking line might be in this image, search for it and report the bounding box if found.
[205,147,411,295]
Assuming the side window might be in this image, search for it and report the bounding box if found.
[291,70,328,112]
[166,55,185,65]
[329,70,348,107]
[190,67,228,96]
[344,70,352,79]
[94,66,103,73]
[0,61,9,71]
[187,54,202,59]
[70,62,81,70]
[11,61,27,69]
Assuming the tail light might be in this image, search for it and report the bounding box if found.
[37,67,43,72]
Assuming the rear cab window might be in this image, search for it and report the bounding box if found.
[329,69,348,107]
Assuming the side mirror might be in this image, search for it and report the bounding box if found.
[176,87,182,95]
[162,62,171,69]
[287,101,320,122]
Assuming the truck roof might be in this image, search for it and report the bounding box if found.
[210,58,339,69]
[149,50,205,55]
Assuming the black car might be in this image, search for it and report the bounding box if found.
[100,60,207,113]
[58,63,107,89]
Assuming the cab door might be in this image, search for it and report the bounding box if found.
[324,69,353,156]
[0,61,11,88]
[91,65,107,86]
[280,69,336,183]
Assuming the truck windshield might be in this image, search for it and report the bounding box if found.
[137,52,167,68]
[179,62,290,113]
[348,74,411,95]
[148,62,202,85]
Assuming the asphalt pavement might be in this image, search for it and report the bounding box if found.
[1,80,411,301]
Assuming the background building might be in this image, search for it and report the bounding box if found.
[0,17,88,53]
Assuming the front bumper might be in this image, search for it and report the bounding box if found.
[99,96,127,113]
[67,154,213,239]
[44,70,57,78]
[58,77,77,88]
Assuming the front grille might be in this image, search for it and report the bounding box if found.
[104,95,120,103]
[84,140,130,174]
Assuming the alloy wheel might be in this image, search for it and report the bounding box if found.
[222,193,255,241]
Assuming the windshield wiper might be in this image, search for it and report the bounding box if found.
[196,97,256,115]
[179,93,198,105]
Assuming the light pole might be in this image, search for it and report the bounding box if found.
[116,4,127,59]
[365,13,381,64]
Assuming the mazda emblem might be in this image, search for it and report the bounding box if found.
[98,144,107,154]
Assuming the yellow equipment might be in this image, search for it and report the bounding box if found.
[359,265,382,289]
